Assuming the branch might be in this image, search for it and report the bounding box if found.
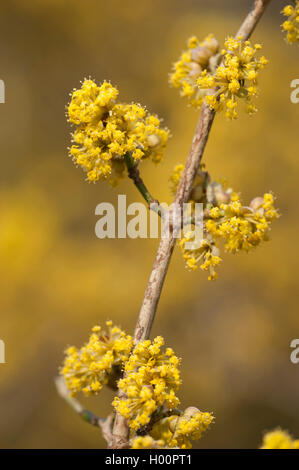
[55,377,114,443]
[236,0,271,40]
[110,0,272,448]
[134,0,272,343]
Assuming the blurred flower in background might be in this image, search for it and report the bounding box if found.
[0,0,298,448]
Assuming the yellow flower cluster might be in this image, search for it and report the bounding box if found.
[60,323,213,448]
[206,192,279,253]
[112,336,180,430]
[281,2,299,44]
[179,235,222,281]
[169,34,219,108]
[68,79,169,184]
[170,163,279,280]
[131,407,214,449]
[131,436,166,449]
[170,410,213,449]
[61,321,133,397]
[197,37,268,119]
[169,164,184,196]
[151,407,214,449]
[261,429,299,449]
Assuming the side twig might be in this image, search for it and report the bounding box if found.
[55,377,114,443]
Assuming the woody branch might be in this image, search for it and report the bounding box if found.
[109,0,272,449]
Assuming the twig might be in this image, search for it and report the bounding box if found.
[110,0,272,448]
[236,0,271,39]
[98,413,114,445]
[55,377,114,443]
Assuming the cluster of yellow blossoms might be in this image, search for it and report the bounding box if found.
[197,37,268,119]
[169,163,185,196]
[169,34,220,108]
[179,236,222,281]
[170,165,279,280]
[61,321,133,396]
[170,35,268,119]
[68,79,169,184]
[61,324,213,448]
[113,336,180,430]
[261,429,299,449]
[131,436,166,449]
[281,2,299,44]
[206,192,279,253]
[131,407,214,449]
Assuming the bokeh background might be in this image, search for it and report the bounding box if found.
[0,0,298,449]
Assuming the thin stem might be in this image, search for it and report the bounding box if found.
[236,0,271,40]
[55,377,104,427]
[55,377,115,444]
[124,153,161,215]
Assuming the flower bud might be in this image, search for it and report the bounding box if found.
[214,189,231,205]
[191,46,211,66]
[203,37,219,55]
[147,134,161,148]
[189,61,202,72]
[249,196,264,211]
[249,198,265,217]
[240,206,253,215]
[196,170,209,186]
[190,185,204,202]
[190,171,209,202]
[183,406,200,418]
[188,61,202,79]
[207,182,224,204]
[169,416,180,433]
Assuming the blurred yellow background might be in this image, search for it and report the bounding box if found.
[0,0,298,448]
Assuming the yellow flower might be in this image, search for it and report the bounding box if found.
[178,177,278,280]
[169,34,219,108]
[206,192,279,253]
[179,235,222,281]
[61,321,133,397]
[67,79,169,184]
[150,407,214,449]
[261,429,299,449]
[131,436,166,449]
[281,2,299,44]
[197,37,268,119]
[210,207,221,219]
[112,336,181,430]
[169,164,184,195]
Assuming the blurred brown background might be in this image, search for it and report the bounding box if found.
[0,0,298,448]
